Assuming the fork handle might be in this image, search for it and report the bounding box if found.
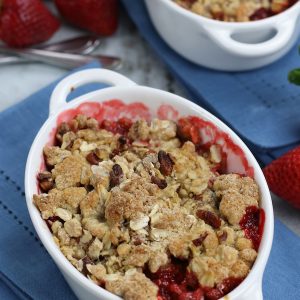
[0,47,121,70]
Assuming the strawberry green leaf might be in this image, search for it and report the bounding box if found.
[288,69,300,85]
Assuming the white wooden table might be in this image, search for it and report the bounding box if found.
[0,12,299,235]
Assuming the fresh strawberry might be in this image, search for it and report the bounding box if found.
[0,0,60,48]
[54,0,118,36]
[263,146,300,208]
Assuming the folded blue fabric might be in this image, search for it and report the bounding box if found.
[121,0,300,164]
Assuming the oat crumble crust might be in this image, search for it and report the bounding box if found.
[34,114,260,300]
[175,0,295,22]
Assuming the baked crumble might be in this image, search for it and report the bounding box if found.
[174,0,297,22]
[34,114,263,300]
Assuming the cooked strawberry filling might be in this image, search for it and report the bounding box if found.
[100,118,133,136]
[145,257,245,300]
[240,206,265,251]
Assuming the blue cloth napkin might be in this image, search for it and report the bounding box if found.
[0,65,299,299]
[121,0,300,165]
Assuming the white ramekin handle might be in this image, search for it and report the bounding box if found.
[203,18,296,58]
[49,69,136,116]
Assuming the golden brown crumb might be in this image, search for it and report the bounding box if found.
[106,271,158,300]
[43,146,71,166]
[52,155,92,189]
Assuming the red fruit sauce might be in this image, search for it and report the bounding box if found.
[157,104,179,120]
[203,277,244,300]
[100,117,133,136]
[240,206,265,251]
[146,258,244,300]
[145,259,202,300]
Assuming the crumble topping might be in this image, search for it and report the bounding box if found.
[34,114,262,300]
[175,0,296,22]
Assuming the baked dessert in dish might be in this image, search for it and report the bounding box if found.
[33,113,264,300]
[174,0,297,22]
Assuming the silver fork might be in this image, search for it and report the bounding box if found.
[0,46,122,70]
[0,35,102,64]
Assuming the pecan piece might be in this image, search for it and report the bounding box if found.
[86,151,101,165]
[192,233,208,247]
[158,150,174,176]
[151,176,167,189]
[56,122,71,143]
[37,171,52,180]
[39,180,54,192]
[82,256,94,276]
[109,164,123,188]
[196,209,221,229]
[37,171,54,192]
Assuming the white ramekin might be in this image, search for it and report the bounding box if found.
[25,69,274,300]
[145,0,300,71]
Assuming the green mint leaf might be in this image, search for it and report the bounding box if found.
[288,69,300,85]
